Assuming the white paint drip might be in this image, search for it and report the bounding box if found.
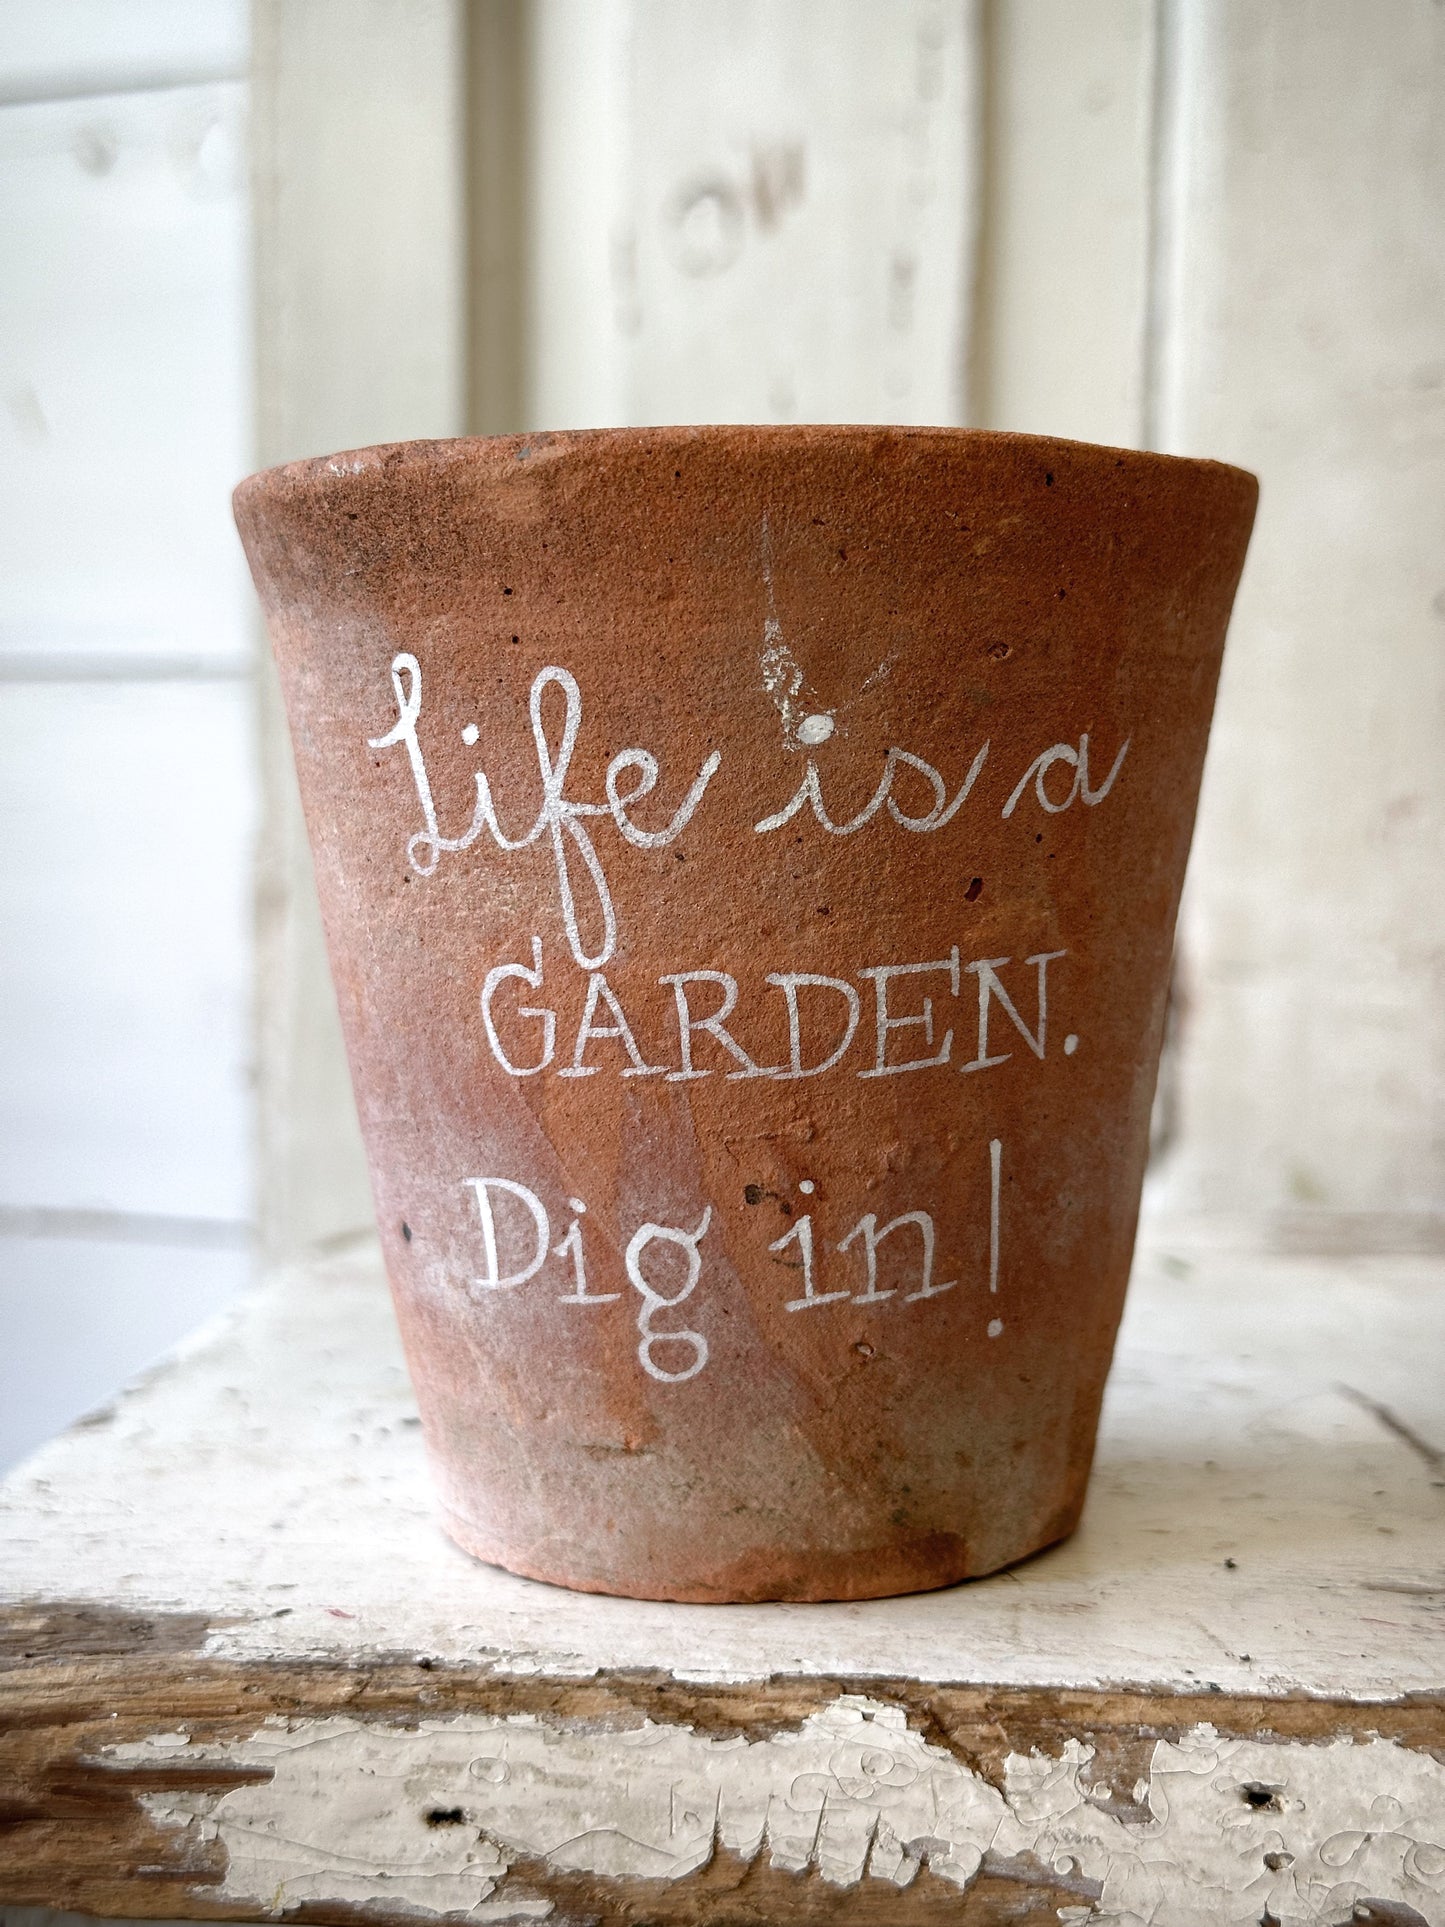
[759,638,808,742]
[113,1697,1445,1925]
[758,511,857,758]
[758,512,812,750]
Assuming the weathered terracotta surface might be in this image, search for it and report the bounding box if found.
[234,426,1256,1603]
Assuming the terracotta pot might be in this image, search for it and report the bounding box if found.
[235,427,1256,1603]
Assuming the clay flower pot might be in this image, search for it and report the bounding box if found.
[235,427,1255,1603]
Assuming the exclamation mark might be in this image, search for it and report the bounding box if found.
[987,1138,1004,1338]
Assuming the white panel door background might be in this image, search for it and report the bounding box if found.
[0,1,257,1469]
[2,0,1440,1471]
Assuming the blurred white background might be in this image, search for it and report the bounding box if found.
[1,0,1441,1469]
[0,2,256,1466]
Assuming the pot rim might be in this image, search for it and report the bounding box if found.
[233,423,1258,512]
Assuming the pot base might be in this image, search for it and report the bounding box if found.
[437,1502,1083,1605]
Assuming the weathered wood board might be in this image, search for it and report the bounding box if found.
[1,1234,1442,1922]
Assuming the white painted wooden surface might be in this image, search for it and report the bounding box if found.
[2,1233,1442,1921]
[0,3,256,1469]
[1150,0,1445,1237]
[3,1232,1441,1697]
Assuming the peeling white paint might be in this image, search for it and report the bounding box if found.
[113,1698,1445,1926]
